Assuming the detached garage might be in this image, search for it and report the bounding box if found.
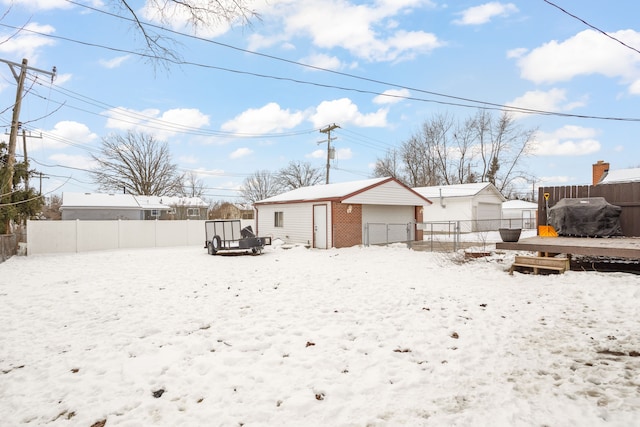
[254,177,431,249]
[413,182,506,232]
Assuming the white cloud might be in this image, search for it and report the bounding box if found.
[310,98,388,128]
[307,149,325,159]
[251,0,442,62]
[453,2,518,25]
[335,147,353,160]
[0,0,73,9]
[99,55,131,69]
[516,29,640,93]
[373,88,411,104]
[300,53,343,71]
[140,1,231,38]
[178,155,199,164]
[49,153,97,170]
[229,147,253,159]
[104,107,210,140]
[506,47,527,59]
[507,88,587,118]
[30,121,98,151]
[221,102,305,134]
[0,23,56,62]
[531,126,601,156]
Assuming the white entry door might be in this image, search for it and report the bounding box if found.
[313,205,327,249]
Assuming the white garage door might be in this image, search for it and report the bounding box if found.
[476,203,502,231]
[362,205,414,245]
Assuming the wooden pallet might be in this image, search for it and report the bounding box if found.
[509,255,570,275]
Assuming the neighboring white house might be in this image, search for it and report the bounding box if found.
[254,177,431,249]
[598,167,640,184]
[60,192,208,220]
[412,182,506,232]
[501,200,538,229]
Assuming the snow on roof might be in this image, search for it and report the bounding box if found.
[600,168,640,184]
[137,195,208,208]
[61,192,207,209]
[61,192,139,209]
[413,182,503,199]
[502,200,538,210]
[255,177,391,203]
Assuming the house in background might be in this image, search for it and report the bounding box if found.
[501,200,538,229]
[593,160,640,185]
[413,182,506,232]
[60,192,208,220]
[209,202,255,220]
[254,177,431,249]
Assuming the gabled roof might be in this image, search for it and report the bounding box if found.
[61,192,207,210]
[599,168,640,184]
[412,182,506,201]
[255,177,430,205]
[61,192,140,209]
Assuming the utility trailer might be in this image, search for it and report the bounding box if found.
[204,220,271,255]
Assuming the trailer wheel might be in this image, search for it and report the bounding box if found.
[211,235,222,254]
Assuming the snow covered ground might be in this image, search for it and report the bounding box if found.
[1,242,639,426]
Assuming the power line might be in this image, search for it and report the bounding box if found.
[3,12,640,122]
[542,0,640,56]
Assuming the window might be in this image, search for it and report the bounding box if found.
[151,209,160,217]
[187,208,199,217]
[274,211,284,227]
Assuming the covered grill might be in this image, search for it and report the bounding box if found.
[549,197,622,237]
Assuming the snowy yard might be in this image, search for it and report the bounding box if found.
[1,243,639,426]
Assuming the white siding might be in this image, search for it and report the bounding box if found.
[256,202,331,247]
[343,180,426,205]
[362,205,414,245]
[422,197,474,222]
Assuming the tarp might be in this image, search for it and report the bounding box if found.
[549,197,622,237]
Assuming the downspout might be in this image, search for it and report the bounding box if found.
[439,188,446,208]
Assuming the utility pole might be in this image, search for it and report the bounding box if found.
[20,125,43,191]
[0,57,56,233]
[319,123,340,184]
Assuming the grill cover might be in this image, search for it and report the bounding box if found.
[549,197,622,237]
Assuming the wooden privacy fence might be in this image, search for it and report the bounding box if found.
[538,182,640,237]
[0,234,17,263]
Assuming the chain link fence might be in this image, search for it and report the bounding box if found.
[364,219,535,252]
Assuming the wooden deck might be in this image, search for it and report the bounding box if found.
[496,236,640,259]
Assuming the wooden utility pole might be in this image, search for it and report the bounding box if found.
[319,123,340,184]
[0,58,56,233]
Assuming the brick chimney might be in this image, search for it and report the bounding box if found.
[592,160,609,185]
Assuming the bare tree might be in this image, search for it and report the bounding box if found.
[115,0,259,61]
[91,131,184,196]
[183,170,206,197]
[373,149,402,180]
[239,170,282,204]
[469,110,536,193]
[374,110,535,192]
[277,161,323,191]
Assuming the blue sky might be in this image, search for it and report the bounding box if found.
[1,0,640,203]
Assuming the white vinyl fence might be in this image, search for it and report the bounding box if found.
[26,220,255,255]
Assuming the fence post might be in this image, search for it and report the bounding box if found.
[430,222,434,252]
[364,223,368,247]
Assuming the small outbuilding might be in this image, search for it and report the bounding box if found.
[412,182,506,232]
[501,200,538,229]
[254,177,431,249]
